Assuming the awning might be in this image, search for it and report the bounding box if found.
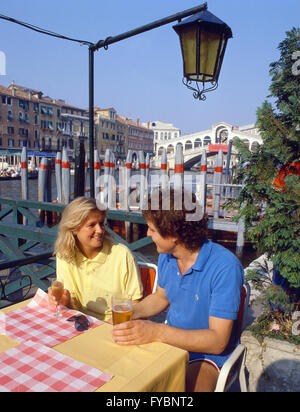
[0,149,56,157]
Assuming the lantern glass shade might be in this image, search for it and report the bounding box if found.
[173,10,232,84]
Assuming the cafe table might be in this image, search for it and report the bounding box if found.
[0,299,189,392]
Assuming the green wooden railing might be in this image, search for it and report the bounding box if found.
[0,197,153,307]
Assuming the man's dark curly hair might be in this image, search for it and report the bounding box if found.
[142,187,208,252]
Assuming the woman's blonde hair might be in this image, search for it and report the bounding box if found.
[54,197,107,262]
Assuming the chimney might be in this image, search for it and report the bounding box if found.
[136,118,139,126]
[10,80,16,96]
[147,121,150,129]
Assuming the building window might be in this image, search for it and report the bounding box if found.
[19,100,29,111]
[19,140,27,148]
[2,96,12,105]
[7,126,14,135]
[8,138,14,147]
[41,106,48,115]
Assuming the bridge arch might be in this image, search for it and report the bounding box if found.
[185,140,193,151]
[203,136,212,146]
[251,141,260,151]
[241,139,250,149]
[167,144,174,154]
[215,125,229,143]
[194,138,202,148]
[158,146,164,156]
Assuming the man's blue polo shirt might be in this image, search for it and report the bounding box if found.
[157,239,244,368]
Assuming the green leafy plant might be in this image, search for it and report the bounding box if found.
[230,28,300,343]
[232,28,300,290]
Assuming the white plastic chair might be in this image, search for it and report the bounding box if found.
[214,283,250,392]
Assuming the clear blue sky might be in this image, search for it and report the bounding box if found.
[0,0,299,135]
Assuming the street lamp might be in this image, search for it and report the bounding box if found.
[173,10,232,101]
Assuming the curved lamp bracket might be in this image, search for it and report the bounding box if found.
[182,78,218,101]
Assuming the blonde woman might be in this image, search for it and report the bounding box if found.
[48,197,143,321]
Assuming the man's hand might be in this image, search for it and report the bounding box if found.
[48,287,70,308]
[112,319,162,346]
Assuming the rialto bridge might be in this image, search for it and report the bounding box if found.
[151,122,262,170]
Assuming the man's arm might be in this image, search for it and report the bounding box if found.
[112,316,234,355]
[132,284,170,320]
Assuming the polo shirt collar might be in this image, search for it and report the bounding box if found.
[75,238,110,265]
[191,239,212,271]
[166,239,212,274]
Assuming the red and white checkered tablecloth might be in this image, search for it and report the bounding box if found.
[0,289,103,347]
[0,340,112,392]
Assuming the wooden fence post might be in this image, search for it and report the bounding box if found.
[109,150,116,209]
[38,157,48,223]
[20,147,28,226]
[197,148,207,214]
[174,144,184,190]
[94,148,101,199]
[138,151,146,210]
[84,153,89,197]
[160,147,168,190]
[74,139,85,199]
[62,147,70,205]
[55,152,62,204]
[213,150,223,219]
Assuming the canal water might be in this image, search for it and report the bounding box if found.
[0,170,259,268]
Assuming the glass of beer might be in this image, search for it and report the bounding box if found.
[111,295,133,325]
[51,279,64,317]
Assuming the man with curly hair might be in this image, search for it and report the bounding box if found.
[113,188,244,392]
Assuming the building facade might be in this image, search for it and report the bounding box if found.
[94,107,127,159]
[124,118,154,158]
[0,81,87,156]
[142,120,181,156]
[0,81,156,163]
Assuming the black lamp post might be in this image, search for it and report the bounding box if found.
[88,3,211,197]
[173,10,232,101]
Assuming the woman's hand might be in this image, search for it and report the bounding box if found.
[112,320,163,346]
[48,287,70,308]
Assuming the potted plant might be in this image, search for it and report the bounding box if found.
[245,257,299,345]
